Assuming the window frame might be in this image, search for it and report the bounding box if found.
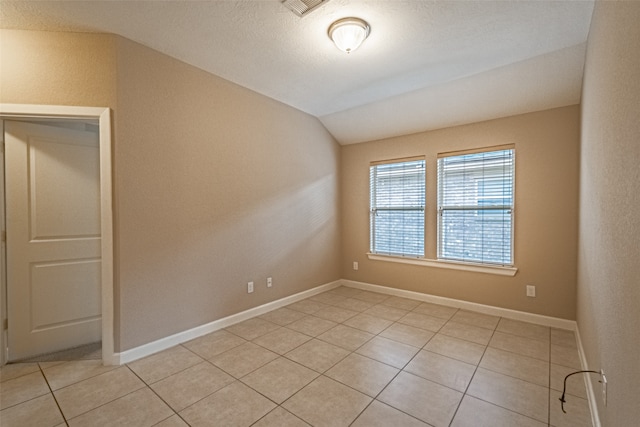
[436,145,515,267]
[369,156,426,258]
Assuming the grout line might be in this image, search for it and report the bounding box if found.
[38,363,70,426]
[447,317,499,425]
[8,287,586,426]
[125,365,190,425]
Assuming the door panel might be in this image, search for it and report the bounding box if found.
[6,121,101,360]
[29,136,101,240]
[30,259,101,330]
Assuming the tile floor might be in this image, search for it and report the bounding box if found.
[0,286,593,426]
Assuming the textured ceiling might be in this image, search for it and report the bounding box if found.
[0,0,594,144]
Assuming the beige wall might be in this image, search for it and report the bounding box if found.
[113,38,341,351]
[341,106,580,319]
[1,30,342,352]
[577,2,640,425]
[0,30,117,108]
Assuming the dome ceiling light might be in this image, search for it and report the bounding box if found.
[328,17,370,53]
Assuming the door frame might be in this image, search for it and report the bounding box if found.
[0,103,115,366]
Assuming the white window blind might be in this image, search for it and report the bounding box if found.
[370,158,425,257]
[437,146,514,265]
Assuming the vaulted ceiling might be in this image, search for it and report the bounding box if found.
[0,0,594,144]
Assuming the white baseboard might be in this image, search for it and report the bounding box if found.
[113,280,342,365]
[112,277,599,426]
[340,279,577,331]
[113,277,579,365]
[344,279,602,426]
[575,326,602,427]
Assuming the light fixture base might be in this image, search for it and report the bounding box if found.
[328,17,370,53]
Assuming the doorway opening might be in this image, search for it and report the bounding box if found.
[0,104,114,366]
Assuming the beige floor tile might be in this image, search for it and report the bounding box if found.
[479,347,549,387]
[550,391,592,427]
[344,313,393,334]
[225,317,281,341]
[450,310,500,330]
[54,366,145,420]
[424,334,486,365]
[382,296,422,311]
[253,407,311,427]
[150,361,234,411]
[467,368,549,423]
[285,339,350,373]
[551,344,582,369]
[1,292,594,427]
[253,327,312,355]
[551,328,578,349]
[127,345,203,384]
[241,357,318,403]
[210,342,278,378]
[550,363,588,399]
[0,371,49,410]
[153,415,189,427]
[451,395,547,427]
[379,323,434,347]
[363,304,409,321]
[378,371,463,427]
[333,297,375,312]
[440,320,494,345]
[42,359,117,390]
[352,400,429,427]
[489,331,550,361]
[398,312,447,332]
[282,376,371,427]
[310,292,348,306]
[412,302,458,320]
[329,286,364,299]
[67,387,172,427]
[38,361,66,370]
[0,363,40,383]
[180,381,276,426]
[286,299,329,314]
[351,290,390,304]
[404,350,476,392]
[312,305,359,323]
[325,353,399,396]
[285,315,337,337]
[317,324,374,351]
[496,318,550,341]
[356,336,420,368]
[259,307,307,326]
[0,393,64,427]
[182,329,247,360]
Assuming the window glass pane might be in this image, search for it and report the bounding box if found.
[371,209,425,256]
[370,159,425,257]
[438,149,514,265]
[440,209,512,264]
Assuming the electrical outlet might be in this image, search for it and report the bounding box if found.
[601,370,607,406]
[353,261,359,271]
[526,285,536,297]
[267,277,272,288]
[247,281,254,293]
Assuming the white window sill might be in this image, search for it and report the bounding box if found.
[366,253,518,276]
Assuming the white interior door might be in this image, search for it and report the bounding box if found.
[5,120,101,361]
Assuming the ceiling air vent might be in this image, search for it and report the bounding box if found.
[282,0,330,17]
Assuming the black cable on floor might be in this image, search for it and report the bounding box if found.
[559,370,600,413]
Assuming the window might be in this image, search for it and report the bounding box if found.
[437,146,514,265]
[370,158,425,257]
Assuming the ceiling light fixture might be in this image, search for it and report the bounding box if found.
[328,17,370,53]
